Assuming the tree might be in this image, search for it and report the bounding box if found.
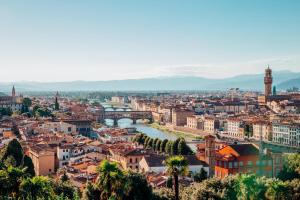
[22,97,32,113]
[235,174,267,200]
[0,169,10,197]
[278,153,300,181]
[147,138,154,149]
[244,124,253,138]
[3,139,24,167]
[124,172,153,200]
[155,139,162,152]
[6,166,28,198]
[273,86,277,95]
[60,170,69,183]
[19,176,55,200]
[160,139,168,153]
[144,137,150,148]
[0,107,12,116]
[193,168,208,183]
[96,160,125,200]
[23,155,35,177]
[165,156,188,200]
[177,138,193,155]
[167,141,173,155]
[83,181,101,200]
[171,138,181,155]
[53,180,76,200]
[265,179,291,200]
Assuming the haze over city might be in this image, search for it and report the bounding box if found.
[1,0,300,82]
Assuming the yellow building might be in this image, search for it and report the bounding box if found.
[28,145,56,176]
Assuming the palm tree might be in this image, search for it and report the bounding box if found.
[19,176,55,200]
[165,156,188,200]
[265,179,290,200]
[96,160,124,200]
[6,166,28,198]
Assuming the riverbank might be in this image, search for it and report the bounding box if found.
[149,122,202,141]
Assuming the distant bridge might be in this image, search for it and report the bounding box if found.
[262,141,300,153]
[100,111,153,126]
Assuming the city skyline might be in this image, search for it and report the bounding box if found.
[1,0,300,82]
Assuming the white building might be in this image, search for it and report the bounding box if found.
[139,154,209,175]
[226,118,243,139]
[272,122,300,147]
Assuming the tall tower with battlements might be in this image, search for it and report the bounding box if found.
[264,66,273,97]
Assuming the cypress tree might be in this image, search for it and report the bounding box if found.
[23,155,35,177]
[3,139,24,166]
[155,139,162,152]
[160,139,168,153]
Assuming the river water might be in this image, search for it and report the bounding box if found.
[102,103,177,141]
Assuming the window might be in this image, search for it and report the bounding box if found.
[234,162,238,168]
[247,161,253,166]
[135,158,138,163]
[229,162,233,169]
[276,157,281,164]
[130,158,132,163]
[256,161,260,166]
[239,161,243,167]
[68,127,72,132]
[49,169,52,172]
[268,160,272,166]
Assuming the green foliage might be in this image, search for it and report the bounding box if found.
[0,107,12,116]
[155,139,162,152]
[60,170,69,182]
[160,139,168,153]
[123,172,153,200]
[23,155,35,177]
[244,124,253,138]
[22,97,32,113]
[147,138,154,149]
[165,156,189,200]
[177,138,193,155]
[278,153,300,181]
[96,160,125,200]
[171,138,180,155]
[83,181,101,200]
[132,134,192,155]
[20,176,55,200]
[193,168,208,183]
[3,139,24,167]
[53,180,77,200]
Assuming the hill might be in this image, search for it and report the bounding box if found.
[0,70,299,92]
[277,77,300,89]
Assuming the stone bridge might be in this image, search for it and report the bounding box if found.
[102,111,153,126]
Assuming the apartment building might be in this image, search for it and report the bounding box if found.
[226,118,244,139]
[186,115,204,130]
[252,121,272,142]
[272,122,300,147]
[171,108,194,127]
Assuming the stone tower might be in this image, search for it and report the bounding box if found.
[204,135,216,177]
[264,66,273,97]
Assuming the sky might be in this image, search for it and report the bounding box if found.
[0,0,300,82]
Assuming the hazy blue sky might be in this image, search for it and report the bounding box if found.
[0,0,300,82]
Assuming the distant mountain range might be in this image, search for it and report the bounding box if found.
[0,70,299,92]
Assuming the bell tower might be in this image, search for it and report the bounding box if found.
[264,65,273,97]
[204,135,215,177]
